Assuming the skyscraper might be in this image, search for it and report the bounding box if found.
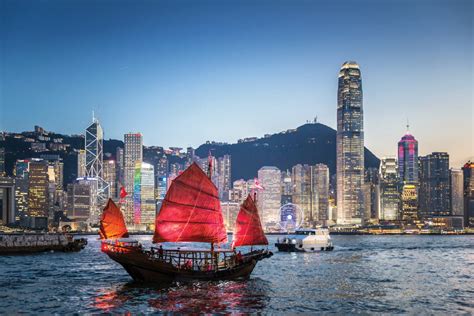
[85,118,108,201]
[115,147,124,189]
[27,159,49,218]
[449,169,464,216]
[103,159,117,199]
[133,162,155,230]
[337,61,364,225]
[292,164,312,225]
[124,133,143,224]
[419,152,450,218]
[313,164,330,223]
[379,157,400,221]
[77,150,86,178]
[14,159,30,221]
[217,155,231,201]
[257,166,281,228]
[398,128,419,184]
[462,162,474,227]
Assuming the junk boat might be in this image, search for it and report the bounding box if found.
[275,228,334,252]
[0,233,87,255]
[100,162,272,283]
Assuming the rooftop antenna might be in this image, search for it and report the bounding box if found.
[92,110,96,123]
[406,117,410,133]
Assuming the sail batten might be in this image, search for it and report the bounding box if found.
[232,195,268,247]
[153,163,228,244]
[99,199,129,240]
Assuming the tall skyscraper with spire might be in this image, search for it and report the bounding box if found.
[398,123,419,184]
[336,61,364,225]
[85,115,109,203]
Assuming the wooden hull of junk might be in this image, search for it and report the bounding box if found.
[103,245,273,282]
[0,234,87,255]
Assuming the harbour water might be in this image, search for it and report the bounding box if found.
[0,235,473,314]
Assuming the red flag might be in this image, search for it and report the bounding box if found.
[120,186,128,199]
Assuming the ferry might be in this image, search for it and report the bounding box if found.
[275,228,334,252]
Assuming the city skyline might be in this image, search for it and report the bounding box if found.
[1,0,472,167]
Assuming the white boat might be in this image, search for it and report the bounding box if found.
[275,228,334,252]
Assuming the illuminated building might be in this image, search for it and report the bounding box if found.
[462,162,474,227]
[401,184,418,222]
[281,170,293,205]
[116,147,124,190]
[450,169,464,216]
[222,201,240,231]
[0,177,15,225]
[67,180,95,222]
[230,179,250,204]
[103,159,117,199]
[155,175,167,212]
[292,164,312,225]
[217,155,231,201]
[363,168,379,223]
[419,152,450,218]
[14,159,30,221]
[379,157,400,221]
[77,150,86,178]
[398,128,419,184]
[27,159,49,218]
[133,162,155,230]
[337,61,364,225]
[257,166,282,227]
[85,117,109,201]
[124,133,143,225]
[156,154,169,177]
[313,164,329,223]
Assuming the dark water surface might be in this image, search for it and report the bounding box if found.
[0,235,473,314]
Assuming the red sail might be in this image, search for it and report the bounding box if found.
[153,163,228,244]
[99,199,129,240]
[232,195,268,247]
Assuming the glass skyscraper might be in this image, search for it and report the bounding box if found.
[398,130,419,184]
[419,152,450,218]
[336,61,364,225]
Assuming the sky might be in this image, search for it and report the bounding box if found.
[1,0,472,167]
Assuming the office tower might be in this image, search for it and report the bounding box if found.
[450,169,464,216]
[401,185,418,223]
[379,157,400,221]
[85,118,108,201]
[419,153,450,218]
[217,155,231,201]
[103,159,117,199]
[281,170,293,205]
[186,147,195,167]
[257,166,282,228]
[133,162,155,229]
[313,164,329,223]
[27,159,49,218]
[67,181,94,222]
[124,133,143,224]
[222,201,240,231]
[0,147,5,176]
[462,162,474,226]
[116,147,124,188]
[77,150,86,178]
[14,160,30,221]
[292,164,313,225]
[230,179,250,204]
[41,155,64,206]
[364,168,379,222]
[0,177,15,225]
[337,61,364,225]
[398,128,419,184]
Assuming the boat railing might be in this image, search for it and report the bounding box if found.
[148,247,250,272]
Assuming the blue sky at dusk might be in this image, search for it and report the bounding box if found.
[1,0,472,166]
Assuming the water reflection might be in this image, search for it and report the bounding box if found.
[92,278,270,313]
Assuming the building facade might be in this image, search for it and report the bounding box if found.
[257,166,282,228]
[419,152,450,218]
[450,169,464,216]
[462,162,474,227]
[336,61,364,225]
[379,157,400,221]
[133,162,155,230]
[124,133,143,224]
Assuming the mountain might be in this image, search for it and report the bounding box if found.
[195,123,380,181]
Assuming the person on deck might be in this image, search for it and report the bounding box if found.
[236,251,243,264]
[158,245,164,259]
